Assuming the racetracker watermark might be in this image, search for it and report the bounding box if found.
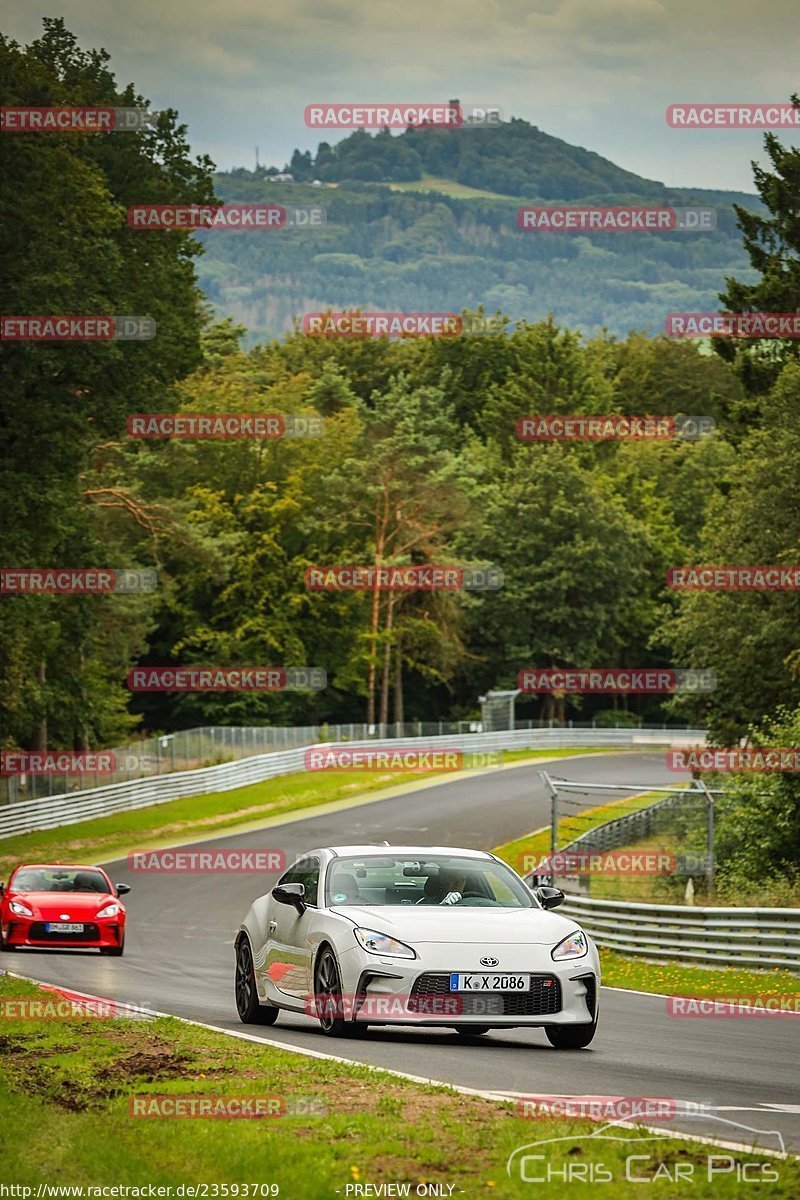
[667,995,800,1018]
[306,102,461,127]
[516,415,715,441]
[518,206,716,232]
[522,852,677,876]
[128,849,285,873]
[303,312,461,338]
[667,565,800,590]
[127,204,325,230]
[1,569,157,594]
[302,993,502,1019]
[667,747,800,773]
[127,414,324,438]
[129,1095,326,1118]
[1,316,156,341]
[304,747,503,772]
[304,312,506,337]
[518,1096,680,1121]
[126,667,326,691]
[305,565,503,590]
[1,751,116,776]
[666,313,800,338]
[518,668,716,694]
[1,107,157,132]
[667,102,800,128]
[304,102,500,129]
[0,997,150,1020]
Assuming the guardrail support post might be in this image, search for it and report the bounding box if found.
[696,778,716,896]
[540,769,559,888]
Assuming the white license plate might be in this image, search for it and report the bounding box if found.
[450,973,529,992]
[46,923,84,933]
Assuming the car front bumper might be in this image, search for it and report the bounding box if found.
[2,919,124,950]
[336,941,600,1027]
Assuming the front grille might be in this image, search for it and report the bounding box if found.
[29,922,100,942]
[409,973,562,1017]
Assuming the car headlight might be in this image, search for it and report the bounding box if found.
[354,928,416,959]
[551,930,588,961]
[9,899,34,918]
[96,902,120,919]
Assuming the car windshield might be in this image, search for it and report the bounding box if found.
[11,868,110,894]
[326,855,535,908]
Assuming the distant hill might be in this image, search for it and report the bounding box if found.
[196,119,761,343]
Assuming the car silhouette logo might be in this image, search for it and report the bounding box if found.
[480,956,499,967]
[60,914,70,920]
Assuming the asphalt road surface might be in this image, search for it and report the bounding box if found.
[4,751,798,1156]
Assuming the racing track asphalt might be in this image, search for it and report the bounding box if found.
[3,751,799,1156]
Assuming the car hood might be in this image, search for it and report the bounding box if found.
[335,905,579,945]
[8,890,115,918]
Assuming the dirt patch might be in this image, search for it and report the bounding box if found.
[96,1042,194,1084]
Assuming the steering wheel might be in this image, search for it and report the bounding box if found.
[437,890,488,906]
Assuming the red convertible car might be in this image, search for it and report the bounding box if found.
[0,863,130,955]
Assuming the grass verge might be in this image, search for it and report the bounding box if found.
[598,947,800,998]
[493,790,664,878]
[0,974,795,1195]
[0,747,614,878]
[493,796,800,997]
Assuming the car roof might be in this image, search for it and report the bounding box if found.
[324,845,494,859]
[11,863,110,873]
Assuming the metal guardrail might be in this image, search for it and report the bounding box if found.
[0,726,707,840]
[560,893,800,971]
[1,717,696,806]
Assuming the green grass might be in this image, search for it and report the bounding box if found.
[0,746,612,878]
[599,948,800,997]
[493,790,664,878]
[588,829,708,904]
[387,175,515,200]
[494,794,800,994]
[587,831,800,910]
[0,974,795,1194]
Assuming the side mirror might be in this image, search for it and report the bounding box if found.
[535,885,565,910]
[272,882,306,913]
[116,883,131,897]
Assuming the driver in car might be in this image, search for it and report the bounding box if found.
[439,869,468,905]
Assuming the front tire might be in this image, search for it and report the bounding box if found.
[545,1018,597,1049]
[314,946,365,1037]
[235,938,279,1025]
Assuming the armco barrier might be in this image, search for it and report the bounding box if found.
[0,726,706,839]
[560,894,800,970]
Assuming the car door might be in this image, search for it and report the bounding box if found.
[264,857,320,1001]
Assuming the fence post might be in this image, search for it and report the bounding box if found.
[696,778,716,895]
[539,770,559,890]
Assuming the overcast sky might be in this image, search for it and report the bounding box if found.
[2,1,798,190]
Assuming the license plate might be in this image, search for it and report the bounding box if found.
[450,973,529,991]
[45,923,84,933]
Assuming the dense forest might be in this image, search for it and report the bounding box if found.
[1,22,798,753]
[195,112,765,342]
[198,172,760,343]
[2,21,799,900]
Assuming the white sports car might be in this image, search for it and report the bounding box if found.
[235,845,600,1047]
